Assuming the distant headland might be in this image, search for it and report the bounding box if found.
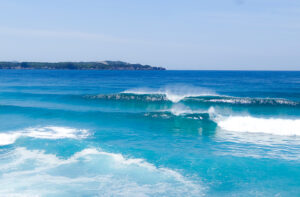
[0,61,166,70]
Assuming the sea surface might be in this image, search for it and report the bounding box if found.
[0,70,300,197]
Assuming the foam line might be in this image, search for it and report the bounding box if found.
[202,97,298,106]
[218,116,300,136]
[0,126,89,146]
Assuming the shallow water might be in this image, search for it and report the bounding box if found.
[0,70,300,196]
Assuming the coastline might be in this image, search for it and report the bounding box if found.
[0,61,166,71]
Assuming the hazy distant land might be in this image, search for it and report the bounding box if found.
[0,61,166,70]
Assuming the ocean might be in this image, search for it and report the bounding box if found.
[0,70,299,196]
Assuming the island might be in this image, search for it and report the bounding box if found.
[0,61,166,70]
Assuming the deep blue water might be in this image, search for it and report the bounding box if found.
[0,70,300,196]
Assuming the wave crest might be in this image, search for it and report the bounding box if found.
[217,116,300,136]
[192,96,299,106]
[87,93,298,107]
[0,126,89,146]
[88,93,168,102]
[123,85,216,102]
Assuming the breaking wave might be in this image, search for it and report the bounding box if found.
[0,147,205,196]
[189,96,299,106]
[86,93,298,107]
[143,112,210,121]
[88,93,169,102]
[142,104,216,122]
[168,104,216,116]
[0,126,89,146]
[123,85,216,102]
[217,116,300,136]
[164,104,204,116]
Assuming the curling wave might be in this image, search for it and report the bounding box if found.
[88,93,169,102]
[143,111,210,121]
[86,93,298,107]
[123,85,217,102]
[189,96,299,106]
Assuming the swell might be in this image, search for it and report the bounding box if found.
[1,103,300,137]
[86,93,299,107]
[186,96,299,106]
[2,91,298,113]
[87,93,170,102]
[0,103,210,121]
[0,92,171,113]
[0,104,216,127]
[0,104,217,137]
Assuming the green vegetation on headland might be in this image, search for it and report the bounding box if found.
[0,61,166,70]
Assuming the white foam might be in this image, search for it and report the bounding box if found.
[0,126,89,146]
[0,133,21,146]
[168,104,196,116]
[209,98,252,104]
[0,147,205,196]
[123,85,216,103]
[218,116,300,136]
[208,106,216,116]
[165,104,216,118]
[207,97,297,105]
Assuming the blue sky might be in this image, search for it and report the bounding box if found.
[0,0,299,70]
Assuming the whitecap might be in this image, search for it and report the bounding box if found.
[165,104,215,117]
[0,126,89,146]
[205,97,298,106]
[0,147,205,196]
[217,116,300,136]
[168,104,196,116]
[0,133,21,146]
[123,85,217,103]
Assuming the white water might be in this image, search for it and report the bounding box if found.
[0,147,204,196]
[166,104,215,117]
[123,85,216,103]
[206,97,297,105]
[168,104,198,116]
[218,116,300,136]
[0,126,89,146]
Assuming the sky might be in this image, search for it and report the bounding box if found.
[0,0,299,70]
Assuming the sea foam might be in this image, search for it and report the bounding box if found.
[218,116,300,136]
[0,147,205,196]
[0,126,89,146]
[123,85,216,103]
[202,97,298,106]
[166,104,215,117]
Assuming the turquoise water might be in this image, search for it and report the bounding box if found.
[0,70,300,196]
